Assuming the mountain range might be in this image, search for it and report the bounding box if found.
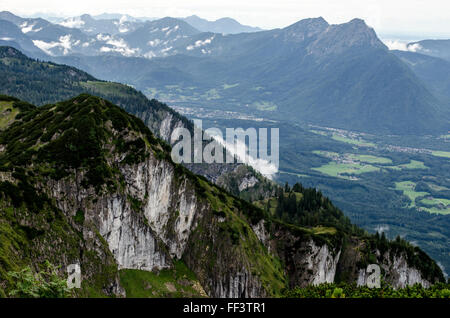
[0,11,448,136]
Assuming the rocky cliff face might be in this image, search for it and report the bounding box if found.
[251,220,438,290]
[356,253,431,289]
[0,95,444,298]
[38,133,271,297]
[0,94,286,297]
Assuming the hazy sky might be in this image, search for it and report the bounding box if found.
[2,0,450,38]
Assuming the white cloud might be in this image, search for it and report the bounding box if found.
[119,15,128,24]
[59,17,85,28]
[186,36,214,50]
[144,51,156,58]
[148,39,161,47]
[209,131,278,178]
[115,15,131,33]
[166,25,179,36]
[96,33,111,41]
[100,37,137,56]
[32,34,74,55]
[374,225,389,233]
[20,22,42,33]
[161,46,172,53]
[99,46,112,52]
[383,39,423,52]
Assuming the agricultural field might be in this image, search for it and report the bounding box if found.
[311,151,398,179]
[251,101,277,111]
[312,162,379,180]
[385,160,428,170]
[432,151,450,159]
[394,181,450,215]
[347,154,392,164]
[394,181,429,208]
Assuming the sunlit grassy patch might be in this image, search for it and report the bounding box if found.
[119,261,207,298]
[419,197,450,215]
[251,101,277,111]
[312,162,379,179]
[432,151,450,159]
[0,101,18,130]
[310,226,337,235]
[387,160,428,171]
[394,181,429,208]
[347,154,392,164]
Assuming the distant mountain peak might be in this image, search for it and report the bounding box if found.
[80,14,94,21]
[139,17,200,34]
[0,11,24,24]
[157,16,185,25]
[348,17,366,25]
[286,17,329,30]
[181,15,261,34]
[282,17,329,42]
[305,18,386,56]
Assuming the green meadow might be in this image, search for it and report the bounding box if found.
[312,162,379,179]
[394,181,450,214]
[432,151,450,159]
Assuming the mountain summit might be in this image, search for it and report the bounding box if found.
[182,15,262,34]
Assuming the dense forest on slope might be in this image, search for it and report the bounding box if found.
[255,183,444,282]
[0,46,191,138]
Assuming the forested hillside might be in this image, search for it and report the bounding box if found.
[0,94,444,298]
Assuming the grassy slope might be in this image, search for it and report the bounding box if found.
[119,261,207,298]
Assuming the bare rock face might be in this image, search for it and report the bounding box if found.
[211,270,263,298]
[121,156,201,259]
[41,148,270,297]
[100,195,169,271]
[35,146,439,296]
[238,176,259,192]
[381,253,431,288]
[159,113,185,142]
[339,239,434,289]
